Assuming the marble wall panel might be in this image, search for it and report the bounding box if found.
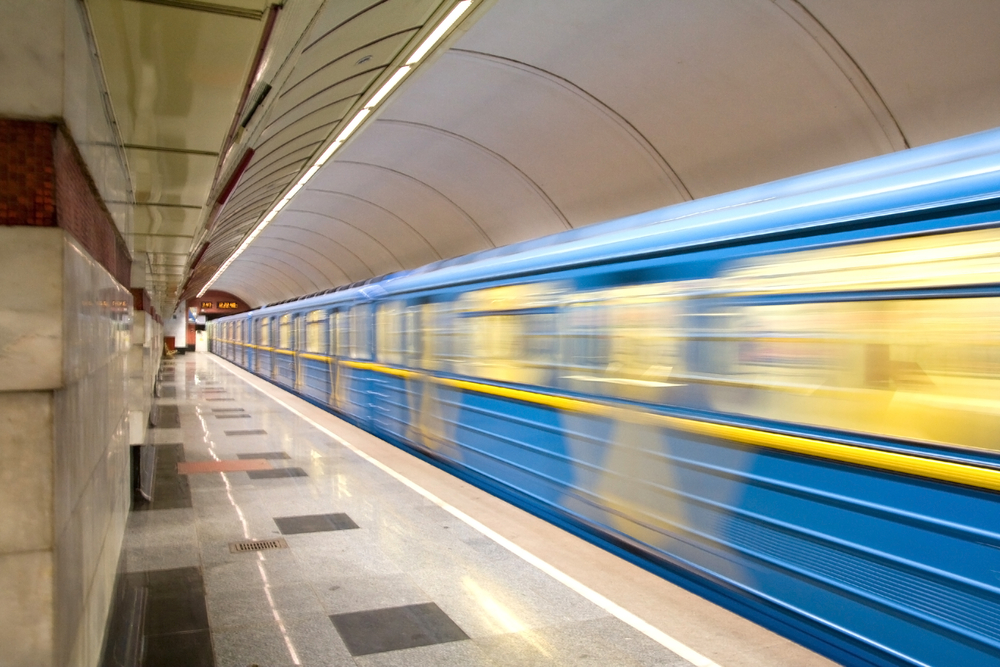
[0,227,64,392]
[128,312,160,445]
[53,231,131,667]
[0,392,54,552]
[0,550,55,667]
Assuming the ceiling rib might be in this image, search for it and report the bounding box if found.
[771,0,908,151]
[125,0,264,20]
[377,118,573,230]
[336,159,495,247]
[124,144,220,156]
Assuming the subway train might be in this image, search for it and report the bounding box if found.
[211,128,1000,667]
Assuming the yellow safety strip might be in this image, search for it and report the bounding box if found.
[341,359,1000,493]
[299,352,334,362]
[274,349,295,356]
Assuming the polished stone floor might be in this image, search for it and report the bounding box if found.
[111,352,836,667]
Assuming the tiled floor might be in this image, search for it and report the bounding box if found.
[108,353,837,667]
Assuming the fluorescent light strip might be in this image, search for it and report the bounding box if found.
[198,1,477,298]
[316,140,342,165]
[336,108,371,143]
[407,0,472,65]
[365,66,411,109]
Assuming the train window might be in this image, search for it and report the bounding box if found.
[279,314,292,349]
[403,306,422,366]
[421,301,456,372]
[701,227,1000,453]
[348,304,372,360]
[558,285,683,399]
[337,309,351,357]
[306,310,326,354]
[329,311,338,357]
[456,283,563,385]
[259,317,270,346]
[701,297,1000,454]
[376,302,404,365]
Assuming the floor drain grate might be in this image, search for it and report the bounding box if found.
[229,538,289,553]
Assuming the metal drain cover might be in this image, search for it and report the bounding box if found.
[229,538,289,553]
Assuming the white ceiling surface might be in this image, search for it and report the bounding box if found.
[206,0,1000,307]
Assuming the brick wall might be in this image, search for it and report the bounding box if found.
[0,118,131,286]
[0,120,56,226]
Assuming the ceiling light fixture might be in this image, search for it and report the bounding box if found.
[406,0,472,65]
[197,0,477,298]
[364,66,411,109]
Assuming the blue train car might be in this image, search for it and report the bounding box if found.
[211,128,1000,667]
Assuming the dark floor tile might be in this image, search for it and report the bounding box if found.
[100,561,145,667]
[210,408,244,412]
[152,405,180,429]
[330,603,468,656]
[274,513,359,535]
[247,467,308,479]
[225,429,267,436]
[114,568,211,666]
[213,414,251,419]
[142,630,214,667]
[144,589,210,636]
[159,386,177,398]
[140,566,204,593]
[237,451,288,460]
[135,445,191,511]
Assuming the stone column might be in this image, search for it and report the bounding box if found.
[0,120,135,667]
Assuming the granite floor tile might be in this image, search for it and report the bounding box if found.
[331,602,469,656]
[353,636,495,667]
[311,573,432,616]
[247,467,308,479]
[274,513,359,535]
[212,615,353,667]
[206,582,325,630]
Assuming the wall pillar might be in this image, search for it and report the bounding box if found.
[0,120,134,666]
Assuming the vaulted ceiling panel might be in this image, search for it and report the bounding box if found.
[268,224,374,281]
[452,0,901,200]
[273,208,406,273]
[379,50,689,227]
[338,120,572,248]
[291,187,442,269]
[311,161,489,261]
[800,0,1000,146]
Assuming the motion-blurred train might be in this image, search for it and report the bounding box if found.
[212,129,1000,667]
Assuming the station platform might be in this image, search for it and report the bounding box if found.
[114,352,837,667]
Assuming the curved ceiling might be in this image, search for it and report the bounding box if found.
[189,0,1000,307]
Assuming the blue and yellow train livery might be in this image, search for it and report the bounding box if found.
[211,128,1000,667]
